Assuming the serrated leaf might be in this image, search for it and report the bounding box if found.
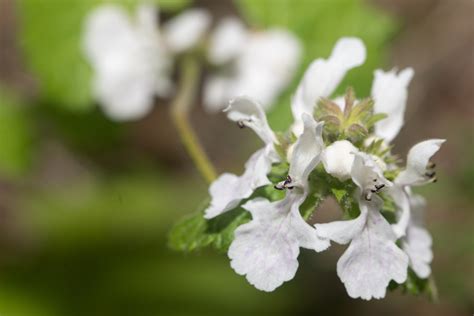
[168,202,250,253]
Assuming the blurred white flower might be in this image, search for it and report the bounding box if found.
[204,18,302,112]
[83,4,172,121]
[162,9,211,53]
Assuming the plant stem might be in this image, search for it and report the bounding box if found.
[171,56,217,184]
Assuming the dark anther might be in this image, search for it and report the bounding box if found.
[432,177,438,183]
[370,189,377,193]
[274,175,293,190]
[373,179,377,182]
[274,184,284,190]
[237,121,245,129]
[375,184,385,191]
[425,171,436,178]
[427,161,436,169]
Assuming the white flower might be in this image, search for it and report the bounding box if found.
[83,4,172,121]
[321,140,358,181]
[228,114,329,291]
[402,194,433,278]
[389,140,443,277]
[390,139,443,242]
[291,37,366,135]
[395,139,445,186]
[204,97,278,219]
[204,20,301,112]
[315,153,408,300]
[371,68,414,143]
[162,9,211,53]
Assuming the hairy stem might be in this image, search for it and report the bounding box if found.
[171,56,217,184]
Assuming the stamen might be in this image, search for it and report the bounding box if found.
[427,161,436,169]
[274,175,293,190]
[425,171,436,178]
[237,121,245,129]
[375,184,385,191]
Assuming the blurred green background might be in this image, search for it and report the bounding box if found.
[0,0,473,315]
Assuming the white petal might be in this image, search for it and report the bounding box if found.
[229,193,328,292]
[163,9,211,53]
[372,68,414,142]
[315,201,369,245]
[322,140,358,181]
[204,147,275,219]
[389,186,411,239]
[337,199,409,300]
[288,114,324,187]
[225,96,277,146]
[208,17,247,65]
[396,139,445,186]
[291,37,366,135]
[402,194,433,278]
[351,152,392,196]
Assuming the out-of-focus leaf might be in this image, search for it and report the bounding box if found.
[168,203,250,253]
[17,0,185,111]
[237,0,396,130]
[158,0,191,11]
[0,87,33,178]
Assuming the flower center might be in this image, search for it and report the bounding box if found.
[364,178,386,201]
[274,175,295,190]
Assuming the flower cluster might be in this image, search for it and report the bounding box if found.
[82,4,301,120]
[203,37,445,300]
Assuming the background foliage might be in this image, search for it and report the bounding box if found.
[0,0,472,315]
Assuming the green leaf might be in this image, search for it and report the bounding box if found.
[168,202,250,253]
[0,87,33,178]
